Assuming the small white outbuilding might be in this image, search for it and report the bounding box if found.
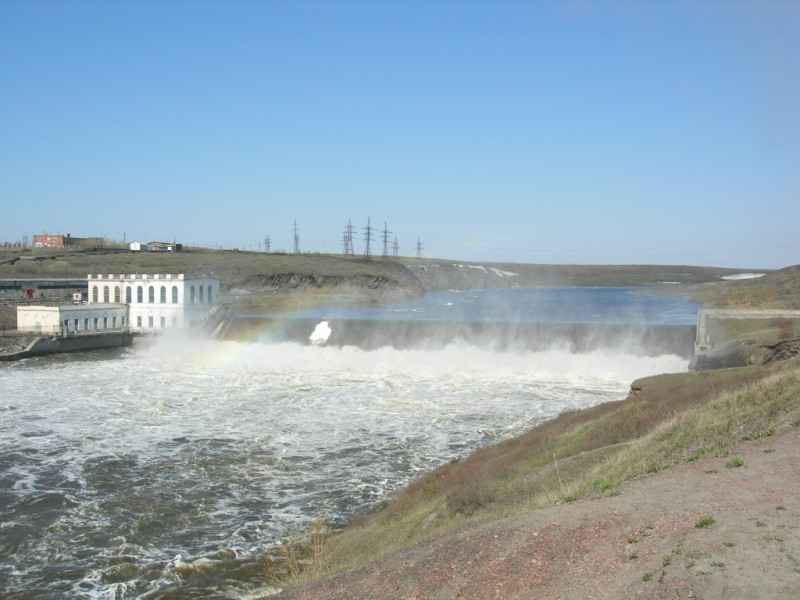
[16,304,129,336]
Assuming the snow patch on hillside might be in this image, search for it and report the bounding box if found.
[722,273,766,280]
[455,264,518,278]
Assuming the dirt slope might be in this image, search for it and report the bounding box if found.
[276,427,800,599]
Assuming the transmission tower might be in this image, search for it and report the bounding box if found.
[342,219,355,255]
[416,237,423,259]
[264,235,271,254]
[293,221,300,254]
[381,222,392,257]
[363,217,374,260]
[393,236,399,257]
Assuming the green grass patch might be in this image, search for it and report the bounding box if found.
[742,429,775,441]
[696,516,716,529]
[597,479,613,492]
[685,447,707,462]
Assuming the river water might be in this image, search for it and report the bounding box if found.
[0,287,699,599]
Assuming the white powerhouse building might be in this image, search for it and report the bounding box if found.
[17,273,221,336]
[87,273,220,333]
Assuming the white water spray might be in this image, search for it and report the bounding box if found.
[309,320,332,345]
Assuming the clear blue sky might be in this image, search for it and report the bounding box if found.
[1,0,798,268]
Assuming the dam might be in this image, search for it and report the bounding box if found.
[228,286,701,358]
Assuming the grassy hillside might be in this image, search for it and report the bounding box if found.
[1,247,756,290]
[685,265,800,310]
[684,265,800,348]
[410,261,752,291]
[279,357,800,585]
[0,248,419,290]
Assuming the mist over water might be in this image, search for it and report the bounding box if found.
[0,288,699,598]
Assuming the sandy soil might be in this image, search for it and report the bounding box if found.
[275,427,800,600]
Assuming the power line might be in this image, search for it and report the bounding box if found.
[416,237,423,259]
[393,235,399,258]
[293,221,300,254]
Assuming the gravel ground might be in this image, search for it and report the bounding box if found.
[274,427,800,600]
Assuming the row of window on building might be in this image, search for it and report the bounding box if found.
[62,314,184,332]
[91,284,215,304]
[63,315,127,332]
[137,315,178,329]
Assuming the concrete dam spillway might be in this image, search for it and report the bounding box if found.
[227,285,701,358]
[227,317,697,358]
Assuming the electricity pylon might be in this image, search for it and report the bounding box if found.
[381,222,392,258]
[363,218,374,260]
[343,219,355,255]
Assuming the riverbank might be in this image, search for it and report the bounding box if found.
[279,422,800,600]
[273,356,800,599]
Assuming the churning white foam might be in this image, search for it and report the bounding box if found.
[142,334,688,383]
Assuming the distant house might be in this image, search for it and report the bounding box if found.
[130,241,149,252]
[148,241,182,252]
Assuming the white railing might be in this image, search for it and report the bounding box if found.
[89,274,185,281]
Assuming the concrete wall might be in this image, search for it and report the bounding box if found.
[0,331,133,361]
[695,308,800,353]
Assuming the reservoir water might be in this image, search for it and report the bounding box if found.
[0,287,699,598]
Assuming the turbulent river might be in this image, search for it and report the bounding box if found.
[0,287,700,599]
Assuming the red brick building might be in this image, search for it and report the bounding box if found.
[33,234,65,248]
